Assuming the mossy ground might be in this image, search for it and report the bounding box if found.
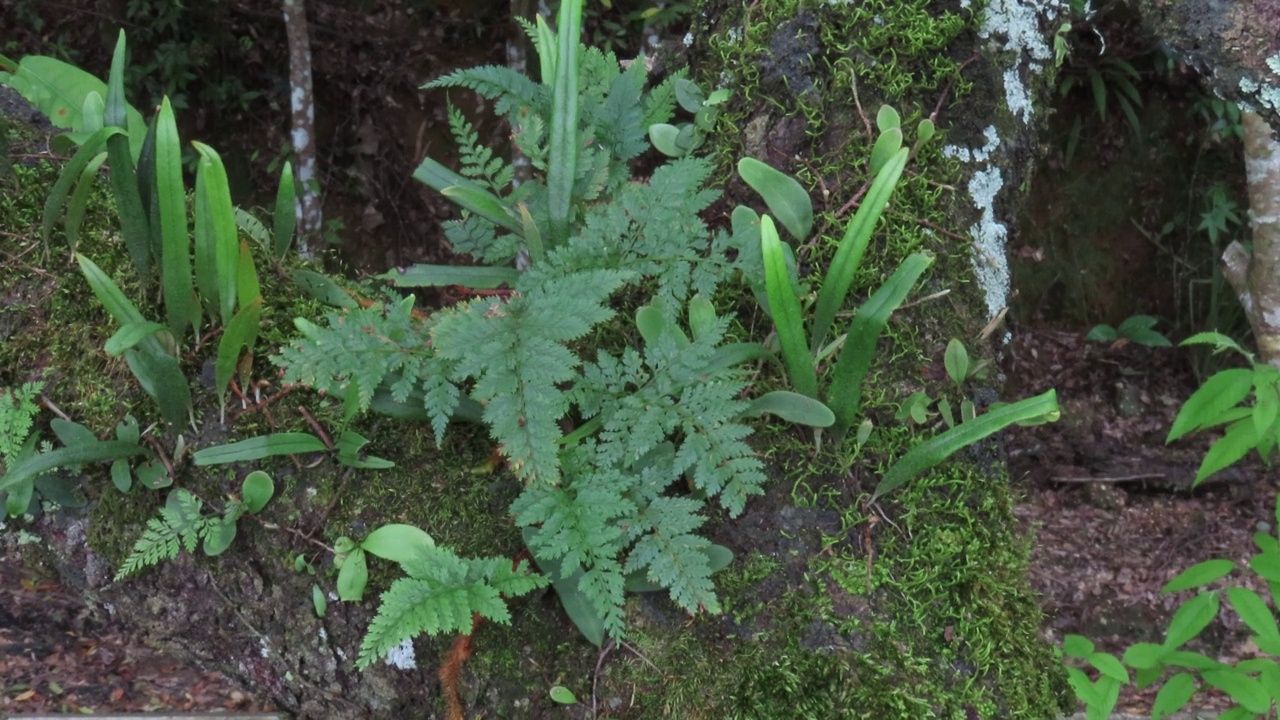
[2,1,1072,714]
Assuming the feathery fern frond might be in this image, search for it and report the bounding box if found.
[355,546,546,669]
[115,489,208,580]
[424,65,548,120]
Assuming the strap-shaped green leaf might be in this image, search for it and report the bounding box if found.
[192,142,239,325]
[64,150,108,253]
[761,215,816,399]
[874,389,1058,499]
[214,296,261,412]
[123,345,192,426]
[546,0,582,246]
[810,146,909,354]
[826,252,932,440]
[192,433,328,465]
[743,391,834,427]
[272,160,297,260]
[155,97,195,339]
[42,126,122,248]
[379,263,520,289]
[0,440,145,496]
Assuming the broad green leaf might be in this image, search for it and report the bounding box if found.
[104,321,166,356]
[1253,381,1280,438]
[1065,667,1101,706]
[1194,418,1258,485]
[810,147,909,353]
[50,418,95,447]
[134,459,170,489]
[1250,550,1280,583]
[0,440,145,495]
[761,215,816,399]
[1163,558,1235,593]
[214,297,262,410]
[1168,368,1254,442]
[737,157,813,241]
[110,459,132,492]
[549,686,577,705]
[1151,672,1197,720]
[33,475,86,509]
[674,77,705,113]
[202,518,237,556]
[1088,652,1128,683]
[1202,668,1270,713]
[379,264,520,289]
[0,52,146,158]
[1122,642,1170,669]
[337,547,369,601]
[241,471,274,514]
[1226,587,1280,646]
[636,304,688,348]
[868,127,904,177]
[155,97,195,339]
[105,131,151,283]
[649,123,684,157]
[122,345,192,426]
[192,433,328,465]
[360,524,436,565]
[917,118,935,144]
[1164,591,1220,650]
[944,338,969,387]
[874,389,1058,499]
[687,294,716,340]
[743,391,835,427]
[1164,650,1224,670]
[826,253,932,439]
[876,104,901,132]
[272,160,296,260]
[1086,324,1118,341]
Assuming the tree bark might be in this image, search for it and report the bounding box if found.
[1224,111,1280,367]
[282,0,320,258]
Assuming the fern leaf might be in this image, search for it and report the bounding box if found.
[356,546,546,669]
[626,529,719,616]
[116,516,181,580]
[424,65,546,119]
[596,57,649,163]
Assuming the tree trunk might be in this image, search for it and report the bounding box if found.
[282,0,321,258]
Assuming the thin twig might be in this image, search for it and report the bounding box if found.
[1051,473,1166,484]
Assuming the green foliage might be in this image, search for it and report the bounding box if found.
[1167,332,1280,485]
[742,109,934,442]
[1086,314,1172,347]
[30,31,283,425]
[1061,495,1280,719]
[0,381,42,467]
[648,78,731,158]
[115,472,276,580]
[0,413,147,518]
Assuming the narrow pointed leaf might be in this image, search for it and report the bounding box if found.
[214,296,262,408]
[744,391,834,427]
[0,440,146,495]
[810,147,909,353]
[761,215,816,398]
[155,97,194,338]
[192,433,328,465]
[379,264,520,289]
[272,160,296,260]
[827,253,932,439]
[874,389,1058,499]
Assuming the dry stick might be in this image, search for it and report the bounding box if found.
[1051,473,1166,484]
[915,217,970,243]
[40,395,72,422]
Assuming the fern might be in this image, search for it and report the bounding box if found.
[448,105,515,196]
[0,381,43,466]
[424,65,548,123]
[355,546,547,669]
[116,489,208,580]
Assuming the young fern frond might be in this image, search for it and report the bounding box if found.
[448,105,515,195]
[355,546,546,669]
[115,489,207,580]
[424,65,548,121]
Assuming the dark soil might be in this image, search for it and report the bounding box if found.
[1003,326,1277,715]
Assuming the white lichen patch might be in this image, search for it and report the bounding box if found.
[259,637,272,658]
[979,0,1061,123]
[948,126,1011,318]
[385,638,417,670]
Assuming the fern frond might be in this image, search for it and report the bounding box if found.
[448,105,515,195]
[424,65,547,120]
[595,58,649,163]
[116,516,182,580]
[625,499,719,616]
[643,68,685,128]
[355,546,546,669]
